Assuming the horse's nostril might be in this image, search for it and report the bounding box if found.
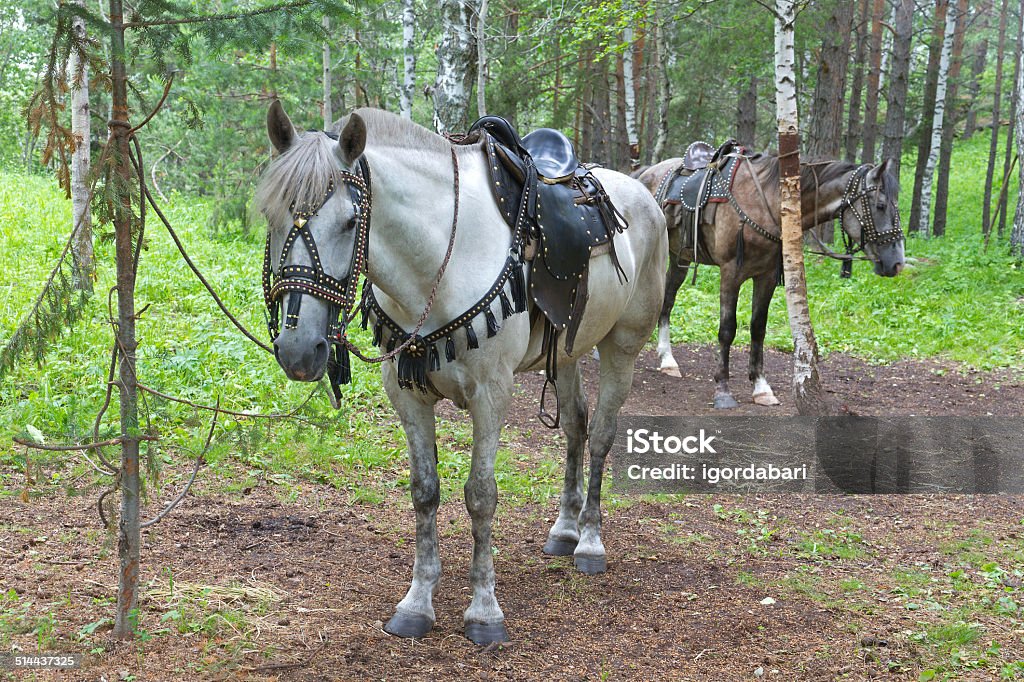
[313,338,329,366]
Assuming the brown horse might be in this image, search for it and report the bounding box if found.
[637,152,904,409]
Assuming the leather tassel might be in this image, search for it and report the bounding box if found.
[372,320,383,346]
[360,305,369,330]
[465,322,479,349]
[735,225,745,268]
[429,343,440,371]
[386,334,398,353]
[485,307,499,337]
[510,261,527,313]
[338,345,351,385]
[499,290,513,319]
[445,335,456,362]
[397,348,429,393]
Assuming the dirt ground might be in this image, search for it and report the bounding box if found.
[2,344,1023,681]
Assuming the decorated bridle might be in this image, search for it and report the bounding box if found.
[261,138,372,404]
[833,164,904,251]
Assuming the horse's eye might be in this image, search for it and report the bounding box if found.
[345,216,357,231]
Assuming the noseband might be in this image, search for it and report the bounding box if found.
[262,146,372,401]
[835,164,904,250]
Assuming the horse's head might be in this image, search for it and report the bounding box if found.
[256,101,369,383]
[838,158,905,277]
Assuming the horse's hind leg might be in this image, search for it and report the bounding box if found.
[544,360,588,556]
[749,272,781,406]
[657,255,691,378]
[463,377,514,644]
[574,339,637,575]
[383,383,441,639]
[714,265,742,409]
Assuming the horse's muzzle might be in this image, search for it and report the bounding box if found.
[273,334,329,382]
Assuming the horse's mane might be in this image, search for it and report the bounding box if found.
[255,108,457,231]
[749,152,899,197]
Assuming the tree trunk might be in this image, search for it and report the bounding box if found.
[736,77,758,147]
[322,16,332,129]
[844,0,871,162]
[984,0,1010,236]
[917,4,958,237]
[962,3,992,140]
[910,0,949,233]
[998,9,1021,236]
[400,0,415,119]
[806,0,853,160]
[932,0,969,238]
[477,0,488,117]
[433,0,479,134]
[108,0,141,641]
[70,0,93,293]
[880,0,914,185]
[1012,0,1024,257]
[652,0,672,160]
[775,0,831,416]
[860,0,886,164]
[622,22,639,168]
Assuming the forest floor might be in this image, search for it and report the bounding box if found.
[2,343,1023,681]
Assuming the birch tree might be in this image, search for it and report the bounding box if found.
[434,0,479,134]
[622,21,639,167]
[917,4,958,237]
[69,0,93,293]
[910,0,949,232]
[775,0,830,416]
[400,0,415,119]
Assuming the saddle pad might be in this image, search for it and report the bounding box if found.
[535,179,605,281]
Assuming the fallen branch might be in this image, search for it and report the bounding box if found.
[13,435,158,452]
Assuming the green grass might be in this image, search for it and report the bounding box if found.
[665,132,1024,371]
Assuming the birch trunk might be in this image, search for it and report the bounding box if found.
[622,22,639,167]
[881,0,914,184]
[1011,0,1024,257]
[477,0,487,117]
[322,16,332,129]
[400,0,415,119]
[433,0,479,135]
[909,0,949,232]
[932,0,968,238]
[775,0,830,416]
[70,0,93,293]
[917,4,957,237]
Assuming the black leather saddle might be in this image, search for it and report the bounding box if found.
[467,115,626,355]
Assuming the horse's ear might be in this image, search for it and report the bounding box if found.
[872,158,894,180]
[338,113,367,166]
[267,100,296,154]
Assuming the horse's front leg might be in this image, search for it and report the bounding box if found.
[749,271,781,406]
[464,376,514,645]
[382,371,442,639]
[714,264,742,409]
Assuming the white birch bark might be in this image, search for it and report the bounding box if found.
[1012,0,1024,256]
[322,16,332,129]
[622,20,639,166]
[918,4,957,237]
[70,0,93,292]
[433,0,479,134]
[400,0,415,119]
[476,0,487,117]
[776,0,827,415]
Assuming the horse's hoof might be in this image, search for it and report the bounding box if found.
[383,612,434,639]
[465,622,510,645]
[543,537,578,556]
[573,554,607,575]
[659,366,682,378]
[713,394,740,410]
[753,392,781,406]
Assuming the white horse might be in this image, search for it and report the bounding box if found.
[256,103,667,645]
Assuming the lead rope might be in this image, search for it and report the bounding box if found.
[343,146,460,365]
